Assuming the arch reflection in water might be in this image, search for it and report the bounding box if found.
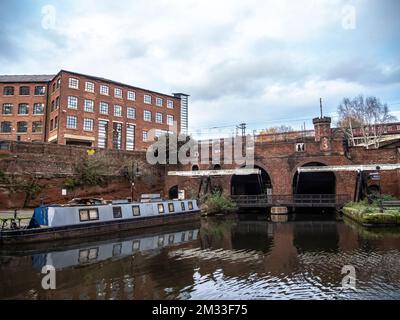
[31,228,199,271]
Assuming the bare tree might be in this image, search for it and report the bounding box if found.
[337,95,397,148]
[260,125,294,134]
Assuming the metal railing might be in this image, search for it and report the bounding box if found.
[231,194,351,208]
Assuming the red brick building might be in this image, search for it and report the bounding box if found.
[0,70,187,151]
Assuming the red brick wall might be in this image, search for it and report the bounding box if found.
[55,71,181,151]
[165,137,400,198]
[0,82,48,142]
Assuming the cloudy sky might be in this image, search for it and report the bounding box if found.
[1,0,399,138]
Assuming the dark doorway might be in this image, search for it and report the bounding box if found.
[168,185,179,200]
[65,140,93,147]
[231,166,272,195]
[293,162,335,195]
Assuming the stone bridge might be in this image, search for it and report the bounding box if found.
[166,116,400,206]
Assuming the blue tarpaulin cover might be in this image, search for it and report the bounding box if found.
[30,206,49,227]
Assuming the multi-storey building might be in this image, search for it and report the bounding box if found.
[0,70,188,151]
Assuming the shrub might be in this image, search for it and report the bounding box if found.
[63,178,79,189]
[201,192,238,215]
[75,159,106,186]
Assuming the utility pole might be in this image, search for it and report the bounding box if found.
[320,98,323,118]
[236,123,246,137]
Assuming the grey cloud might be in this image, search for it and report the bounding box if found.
[326,59,400,85]
[183,54,310,101]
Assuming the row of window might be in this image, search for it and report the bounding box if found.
[66,116,94,131]
[66,98,174,124]
[2,103,45,115]
[0,121,43,133]
[68,77,174,108]
[2,86,46,96]
[66,116,153,142]
[78,229,196,263]
[78,201,194,222]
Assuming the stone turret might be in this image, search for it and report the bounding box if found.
[313,116,331,142]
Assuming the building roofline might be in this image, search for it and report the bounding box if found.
[58,69,181,99]
[0,75,55,83]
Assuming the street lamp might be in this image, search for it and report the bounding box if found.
[130,161,140,202]
[376,166,383,213]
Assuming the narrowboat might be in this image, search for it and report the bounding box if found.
[29,227,200,271]
[0,195,200,245]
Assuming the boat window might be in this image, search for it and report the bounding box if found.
[113,206,122,219]
[181,233,186,242]
[188,231,194,241]
[79,210,89,221]
[168,203,175,213]
[78,247,99,263]
[88,248,98,260]
[188,201,193,210]
[132,205,141,216]
[181,202,185,211]
[132,240,140,252]
[80,208,99,222]
[113,243,122,256]
[158,203,165,214]
[168,234,175,244]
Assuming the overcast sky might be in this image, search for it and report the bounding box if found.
[1,0,399,138]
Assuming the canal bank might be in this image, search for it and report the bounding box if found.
[342,200,400,227]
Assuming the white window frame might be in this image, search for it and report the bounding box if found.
[99,102,109,115]
[67,96,78,109]
[100,85,109,96]
[68,78,79,89]
[127,107,136,119]
[33,103,44,115]
[144,95,152,104]
[155,112,163,124]
[167,115,174,126]
[114,105,122,117]
[83,118,94,131]
[167,100,174,109]
[143,110,152,122]
[84,99,94,113]
[85,81,95,93]
[127,91,136,101]
[114,88,123,98]
[156,97,163,107]
[142,130,148,141]
[66,116,77,129]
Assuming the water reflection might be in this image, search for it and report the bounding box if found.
[1,214,400,300]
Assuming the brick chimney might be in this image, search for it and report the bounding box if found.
[313,116,331,142]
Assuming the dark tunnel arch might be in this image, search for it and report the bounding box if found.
[168,185,179,199]
[293,162,336,195]
[231,165,272,195]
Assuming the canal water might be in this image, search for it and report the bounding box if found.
[1,213,400,300]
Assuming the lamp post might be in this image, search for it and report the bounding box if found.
[130,161,140,202]
[376,166,383,213]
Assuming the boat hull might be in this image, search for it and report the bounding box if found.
[0,211,200,245]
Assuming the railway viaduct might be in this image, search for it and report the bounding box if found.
[165,116,400,204]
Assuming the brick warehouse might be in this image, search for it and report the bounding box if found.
[0,70,188,151]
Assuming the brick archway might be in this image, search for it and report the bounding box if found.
[293,161,336,195]
[231,163,273,195]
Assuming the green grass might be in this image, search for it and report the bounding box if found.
[342,199,400,226]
